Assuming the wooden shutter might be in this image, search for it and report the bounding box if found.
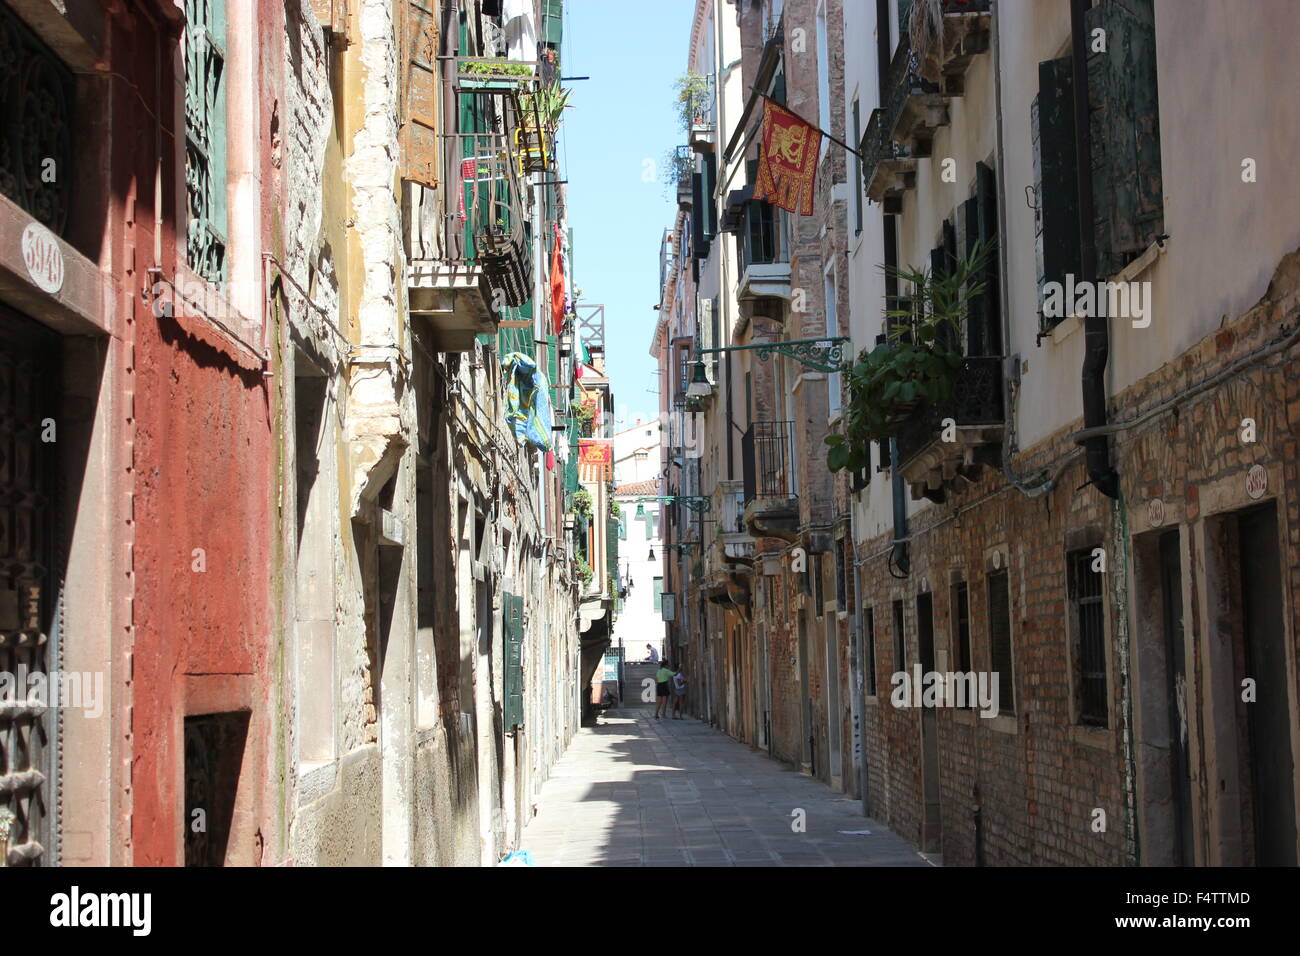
[400,0,439,188]
[310,0,348,35]
[973,161,1001,356]
[1031,56,1081,332]
[1087,0,1163,279]
[503,592,524,729]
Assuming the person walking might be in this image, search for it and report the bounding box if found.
[671,667,687,719]
[654,661,674,718]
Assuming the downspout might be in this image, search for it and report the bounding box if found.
[1070,0,1118,499]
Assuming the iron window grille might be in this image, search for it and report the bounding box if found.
[864,606,877,697]
[892,599,906,672]
[951,582,972,710]
[987,568,1015,715]
[1068,549,1107,726]
[184,0,229,284]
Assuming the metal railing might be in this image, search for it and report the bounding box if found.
[430,131,531,306]
[742,421,796,504]
[894,355,1004,468]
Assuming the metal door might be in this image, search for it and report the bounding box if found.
[0,308,60,867]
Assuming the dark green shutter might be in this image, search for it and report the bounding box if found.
[1087,0,1163,279]
[1031,56,1082,332]
[504,592,524,729]
[973,161,1001,356]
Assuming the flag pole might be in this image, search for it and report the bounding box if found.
[748,86,864,161]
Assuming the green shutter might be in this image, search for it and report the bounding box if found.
[653,577,664,614]
[503,592,524,729]
[184,0,228,283]
[973,161,1001,356]
[1031,56,1082,332]
[542,0,563,48]
[1087,0,1163,279]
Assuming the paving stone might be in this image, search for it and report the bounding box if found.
[519,706,933,868]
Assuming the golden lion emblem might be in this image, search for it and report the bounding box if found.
[771,122,809,166]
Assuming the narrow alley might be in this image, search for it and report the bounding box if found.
[521,664,931,866]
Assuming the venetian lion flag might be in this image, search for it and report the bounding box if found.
[577,439,612,482]
[752,98,822,217]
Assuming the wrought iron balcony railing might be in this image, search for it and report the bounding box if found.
[742,421,796,505]
[894,355,1004,472]
[412,132,531,307]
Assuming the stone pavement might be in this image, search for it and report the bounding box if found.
[519,686,936,867]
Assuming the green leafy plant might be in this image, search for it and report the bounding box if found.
[660,147,694,199]
[609,500,622,520]
[518,81,571,128]
[673,72,713,132]
[572,487,593,521]
[575,556,593,590]
[462,59,534,77]
[826,239,995,473]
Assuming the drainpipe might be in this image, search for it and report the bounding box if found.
[1071,0,1119,499]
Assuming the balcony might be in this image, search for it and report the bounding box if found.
[894,355,1005,503]
[726,196,790,322]
[714,480,755,566]
[407,132,532,352]
[861,3,990,214]
[742,421,799,541]
[687,74,716,152]
[674,145,694,211]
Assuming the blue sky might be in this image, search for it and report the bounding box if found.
[557,0,697,430]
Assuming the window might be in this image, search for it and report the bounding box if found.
[184,0,228,284]
[815,0,831,163]
[653,576,664,614]
[1031,0,1164,332]
[852,98,863,235]
[951,580,971,675]
[825,267,841,418]
[813,554,825,617]
[864,605,877,697]
[892,599,905,671]
[987,569,1014,715]
[835,537,848,614]
[1068,549,1107,726]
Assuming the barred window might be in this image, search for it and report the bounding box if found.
[892,599,905,672]
[987,569,1015,715]
[1068,550,1107,726]
[864,606,877,697]
[184,0,228,283]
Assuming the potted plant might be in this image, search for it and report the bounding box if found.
[572,487,593,522]
[826,239,994,473]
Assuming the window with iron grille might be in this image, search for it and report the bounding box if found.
[184,0,229,284]
[987,568,1015,714]
[835,537,848,614]
[814,554,824,616]
[892,599,905,671]
[864,606,877,697]
[1068,549,1107,726]
[951,582,971,709]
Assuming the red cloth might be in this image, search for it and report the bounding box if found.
[549,224,565,336]
[753,99,822,217]
[546,450,555,471]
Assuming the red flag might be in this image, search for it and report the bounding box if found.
[577,439,612,482]
[753,99,822,217]
[549,223,565,336]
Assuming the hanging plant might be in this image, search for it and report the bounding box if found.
[672,71,713,132]
[518,81,572,129]
[826,239,995,473]
[575,556,594,589]
[609,500,622,520]
[572,487,593,521]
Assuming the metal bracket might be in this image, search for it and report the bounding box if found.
[701,337,850,374]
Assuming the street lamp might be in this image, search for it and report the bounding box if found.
[648,547,656,561]
[686,354,711,398]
